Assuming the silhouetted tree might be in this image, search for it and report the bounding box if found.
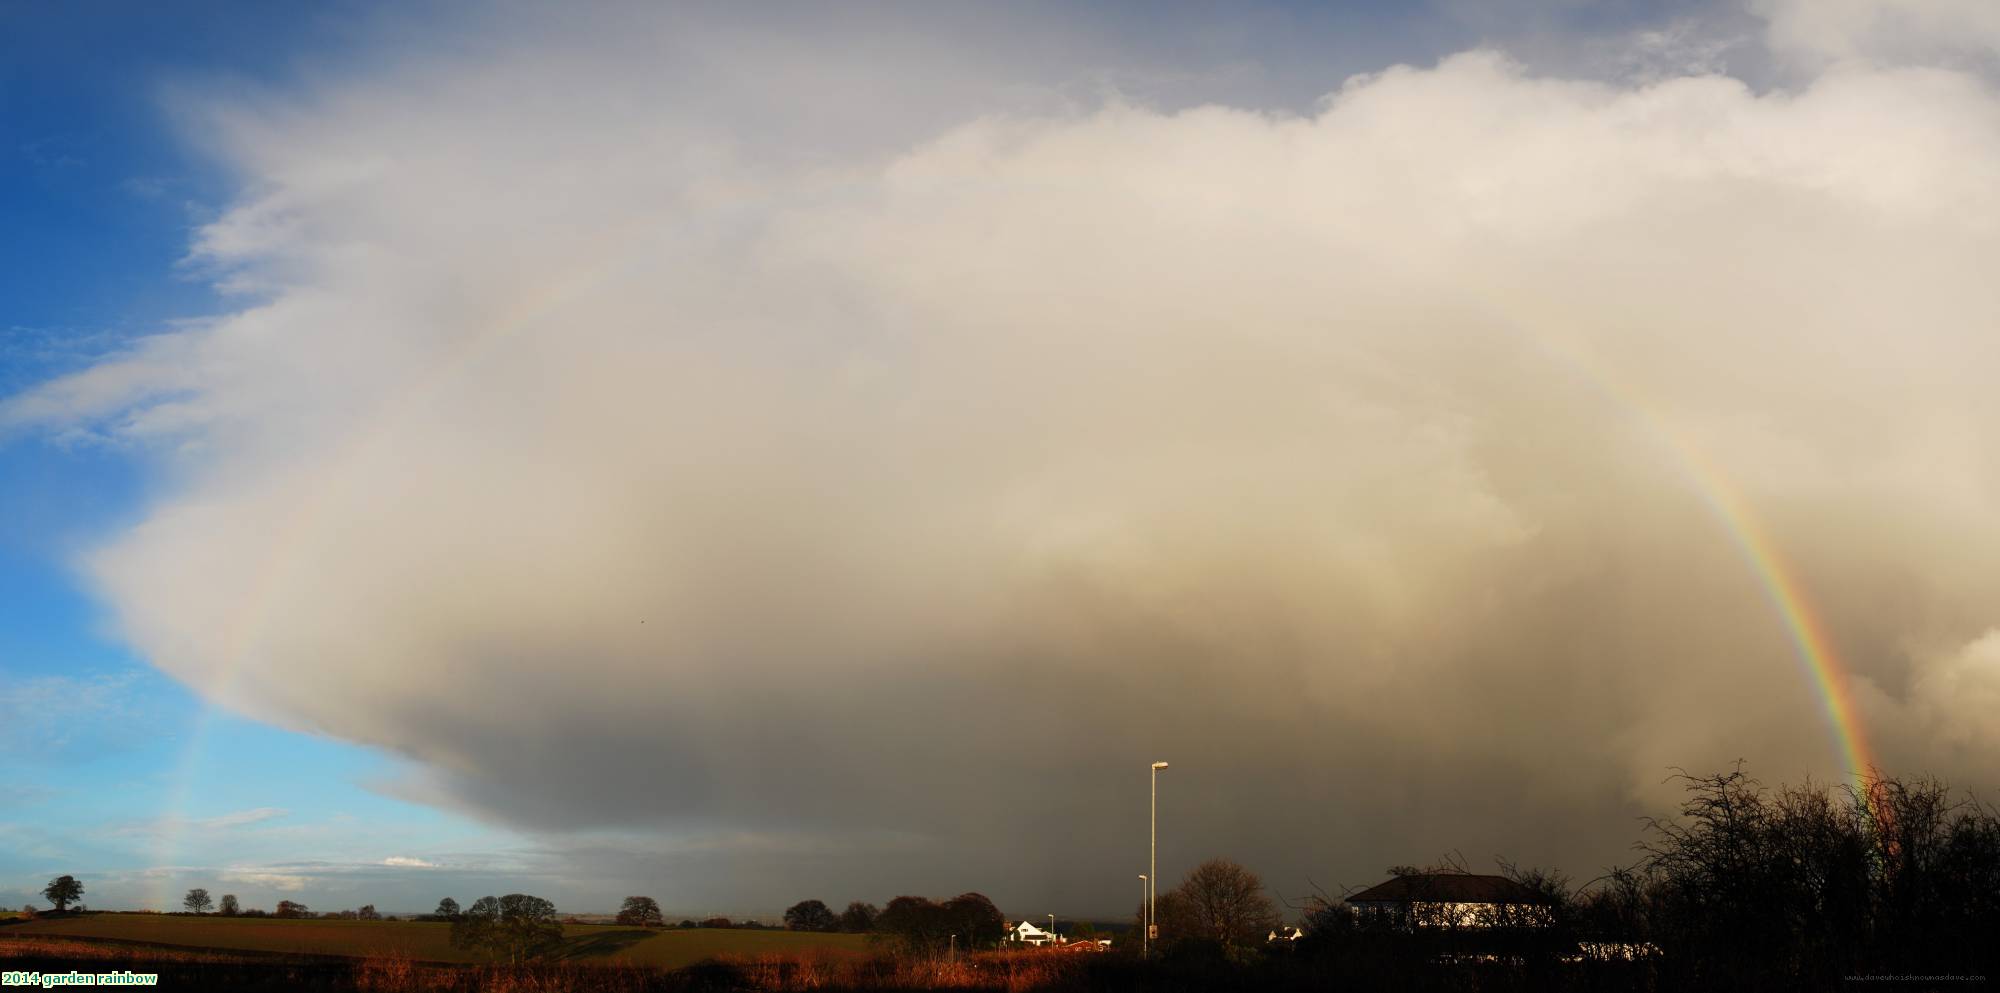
[876,895,952,954]
[218,894,239,917]
[942,892,1006,948]
[433,897,461,920]
[275,900,309,919]
[617,896,664,927]
[450,894,563,964]
[183,888,213,915]
[357,904,381,920]
[783,899,838,932]
[42,876,82,912]
[1543,766,2000,989]
[699,916,733,929]
[838,901,878,933]
[1160,858,1280,958]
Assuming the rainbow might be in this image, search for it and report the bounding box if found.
[1650,423,1881,791]
[1497,311,1884,800]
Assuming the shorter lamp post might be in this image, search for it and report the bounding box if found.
[1138,875,1149,957]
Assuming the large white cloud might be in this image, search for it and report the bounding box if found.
[9,2,2000,910]
[1759,0,2000,67]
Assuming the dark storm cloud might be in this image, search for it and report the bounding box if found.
[8,1,2000,913]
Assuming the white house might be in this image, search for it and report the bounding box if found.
[1005,920,1057,946]
[1267,925,1305,942]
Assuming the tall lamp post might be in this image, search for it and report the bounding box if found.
[1137,875,1148,957]
[1149,760,1169,957]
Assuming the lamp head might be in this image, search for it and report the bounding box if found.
[1151,761,1170,770]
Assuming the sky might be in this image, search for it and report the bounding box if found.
[2,0,1998,920]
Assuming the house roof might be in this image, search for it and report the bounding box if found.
[1346,874,1548,905]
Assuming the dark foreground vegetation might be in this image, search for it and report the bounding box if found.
[6,769,1996,991]
[1294,768,2000,992]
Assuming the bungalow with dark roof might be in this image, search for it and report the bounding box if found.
[1346,873,1554,929]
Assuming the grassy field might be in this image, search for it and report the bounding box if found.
[0,932,1109,993]
[0,914,873,968]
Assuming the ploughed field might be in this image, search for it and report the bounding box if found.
[1,914,873,968]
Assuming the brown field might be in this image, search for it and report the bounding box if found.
[3,944,1098,992]
[1,914,873,969]
[0,926,1103,992]
[0,934,251,963]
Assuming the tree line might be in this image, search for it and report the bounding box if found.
[616,892,1002,952]
[779,898,879,933]
[30,767,1995,987]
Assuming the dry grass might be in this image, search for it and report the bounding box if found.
[352,952,421,991]
[717,948,1093,992]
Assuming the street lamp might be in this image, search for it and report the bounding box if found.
[1150,760,1169,957]
[1138,875,1148,957]
[1048,914,1056,945]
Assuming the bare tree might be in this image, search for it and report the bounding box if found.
[1158,858,1281,956]
[219,894,240,916]
[183,888,214,915]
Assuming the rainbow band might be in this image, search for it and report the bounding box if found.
[1497,307,1883,799]
[1655,429,1880,793]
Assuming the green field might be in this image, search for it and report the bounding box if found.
[0,915,874,968]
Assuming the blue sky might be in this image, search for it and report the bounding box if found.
[1,0,539,915]
[4,0,1998,921]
